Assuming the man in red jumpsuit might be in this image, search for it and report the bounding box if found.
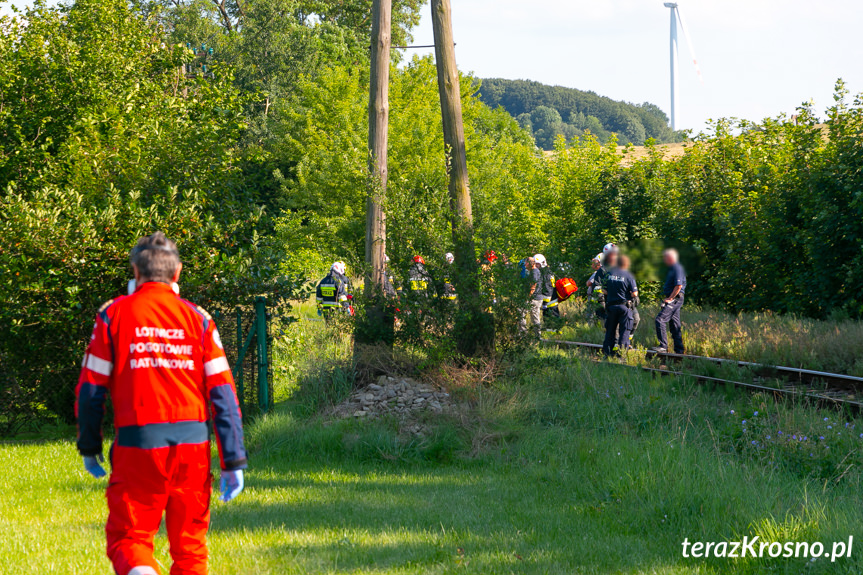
[76,232,248,575]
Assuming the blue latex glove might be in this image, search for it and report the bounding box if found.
[83,454,107,479]
[220,469,244,503]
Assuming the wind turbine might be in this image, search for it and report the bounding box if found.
[663,2,702,131]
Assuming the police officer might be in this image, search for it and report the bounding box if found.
[602,252,638,357]
[316,261,352,319]
[654,248,687,353]
[618,254,640,344]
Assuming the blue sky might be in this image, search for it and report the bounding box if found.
[4,0,861,133]
[405,0,863,133]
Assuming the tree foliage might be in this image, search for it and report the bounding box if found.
[0,0,301,428]
[478,77,681,149]
[5,0,863,430]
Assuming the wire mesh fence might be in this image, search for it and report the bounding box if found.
[0,300,273,437]
[211,302,274,419]
[0,357,78,436]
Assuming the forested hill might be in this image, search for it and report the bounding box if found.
[477,78,681,149]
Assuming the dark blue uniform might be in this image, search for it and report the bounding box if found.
[656,262,686,352]
[602,267,637,356]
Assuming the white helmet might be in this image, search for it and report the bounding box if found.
[445,252,455,264]
[331,261,347,276]
[593,253,604,263]
[533,254,547,268]
[383,253,390,263]
[602,243,618,255]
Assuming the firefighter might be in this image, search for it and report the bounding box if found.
[602,253,638,357]
[585,253,603,322]
[534,254,560,322]
[441,252,457,301]
[590,243,617,325]
[76,232,247,575]
[585,254,602,294]
[408,255,432,297]
[518,256,543,338]
[480,250,499,309]
[316,261,353,319]
[383,254,399,299]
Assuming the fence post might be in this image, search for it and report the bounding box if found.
[255,296,269,414]
[235,307,244,412]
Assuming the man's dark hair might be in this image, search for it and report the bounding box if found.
[130,232,180,282]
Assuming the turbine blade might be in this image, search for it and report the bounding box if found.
[675,7,704,84]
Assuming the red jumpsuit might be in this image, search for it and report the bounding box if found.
[76,282,247,575]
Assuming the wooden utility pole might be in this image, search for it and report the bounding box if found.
[431,0,472,232]
[431,0,492,353]
[365,0,391,298]
[356,0,396,346]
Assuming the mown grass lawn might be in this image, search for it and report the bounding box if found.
[3,350,862,574]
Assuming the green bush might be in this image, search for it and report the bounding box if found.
[0,0,303,431]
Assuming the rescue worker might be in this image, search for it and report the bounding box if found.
[316,261,352,319]
[518,256,543,338]
[602,252,638,357]
[654,248,687,353]
[76,232,246,575]
[534,254,560,321]
[441,252,457,301]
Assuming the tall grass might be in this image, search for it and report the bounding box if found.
[556,300,863,375]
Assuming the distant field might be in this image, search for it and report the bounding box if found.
[616,142,689,164]
[543,141,689,164]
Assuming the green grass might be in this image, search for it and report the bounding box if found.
[3,341,863,574]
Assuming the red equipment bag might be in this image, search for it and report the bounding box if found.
[555,277,578,302]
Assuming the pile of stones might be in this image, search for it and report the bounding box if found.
[330,375,452,420]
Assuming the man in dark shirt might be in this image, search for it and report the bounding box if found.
[654,248,687,353]
[618,255,640,344]
[602,254,638,357]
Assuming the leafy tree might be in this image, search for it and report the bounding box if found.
[0,0,299,428]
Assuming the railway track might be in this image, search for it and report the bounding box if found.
[542,339,863,410]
